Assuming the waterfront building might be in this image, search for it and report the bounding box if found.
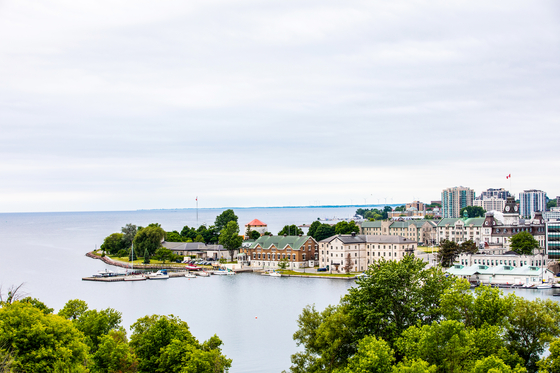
[244,219,268,238]
[546,220,560,260]
[473,196,507,213]
[241,235,318,269]
[318,233,416,273]
[519,189,547,218]
[436,217,485,246]
[480,197,546,251]
[457,251,546,268]
[442,186,475,218]
[163,242,231,260]
[447,261,553,286]
[360,220,437,245]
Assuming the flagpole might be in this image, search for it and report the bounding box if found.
[196,197,198,226]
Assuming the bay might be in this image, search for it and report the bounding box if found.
[0,207,358,373]
[0,207,558,372]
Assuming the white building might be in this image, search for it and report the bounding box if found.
[318,233,416,273]
[474,196,506,213]
[447,263,554,286]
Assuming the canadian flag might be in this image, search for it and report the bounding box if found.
[506,174,511,179]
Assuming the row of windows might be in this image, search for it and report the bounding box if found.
[252,253,318,261]
[466,259,543,266]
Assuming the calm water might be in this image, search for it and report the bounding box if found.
[0,207,358,373]
[0,207,558,372]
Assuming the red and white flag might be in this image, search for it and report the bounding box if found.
[506,174,511,179]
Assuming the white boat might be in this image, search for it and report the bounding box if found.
[184,272,196,278]
[213,269,236,275]
[147,270,169,280]
[124,274,146,281]
[269,271,281,277]
[537,283,552,289]
[196,271,210,277]
[93,269,117,278]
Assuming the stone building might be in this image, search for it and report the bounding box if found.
[241,235,318,269]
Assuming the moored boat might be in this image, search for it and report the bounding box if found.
[185,272,196,278]
[147,270,169,280]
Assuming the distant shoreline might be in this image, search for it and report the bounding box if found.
[0,203,402,215]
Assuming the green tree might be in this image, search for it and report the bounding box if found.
[506,297,560,372]
[289,305,354,373]
[0,301,89,373]
[308,221,321,238]
[392,358,437,373]
[154,247,174,264]
[278,258,289,270]
[343,253,353,273]
[395,205,406,212]
[313,224,336,242]
[460,206,486,218]
[180,225,198,241]
[510,232,540,255]
[278,224,304,236]
[459,239,478,254]
[249,230,261,240]
[218,221,242,262]
[101,232,125,255]
[133,225,166,257]
[438,240,460,267]
[58,299,89,320]
[343,256,453,349]
[547,199,557,210]
[59,299,122,353]
[471,355,527,373]
[19,296,54,314]
[91,329,138,373]
[166,231,186,242]
[143,248,151,264]
[439,279,515,329]
[214,209,238,233]
[129,314,230,373]
[121,223,138,249]
[341,336,395,373]
[194,234,205,243]
[334,221,360,235]
[537,338,560,373]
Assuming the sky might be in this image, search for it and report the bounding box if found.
[1,0,559,212]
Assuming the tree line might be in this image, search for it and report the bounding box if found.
[0,286,231,373]
[100,209,242,263]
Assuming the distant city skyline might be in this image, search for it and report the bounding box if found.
[1,0,559,213]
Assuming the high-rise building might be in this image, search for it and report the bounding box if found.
[519,189,547,218]
[479,188,511,200]
[441,186,475,218]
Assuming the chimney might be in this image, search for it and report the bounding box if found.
[351,232,356,237]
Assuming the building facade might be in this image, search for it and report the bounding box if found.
[361,219,437,245]
[546,221,560,260]
[318,233,416,273]
[473,196,507,213]
[244,219,268,238]
[442,186,475,218]
[480,197,546,251]
[519,189,547,219]
[241,235,318,269]
[479,188,511,200]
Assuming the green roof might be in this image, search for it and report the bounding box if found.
[249,235,311,250]
[362,221,383,228]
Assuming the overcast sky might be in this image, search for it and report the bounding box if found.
[1,0,559,212]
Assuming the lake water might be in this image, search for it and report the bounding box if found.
[0,207,558,373]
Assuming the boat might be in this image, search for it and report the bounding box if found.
[185,265,201,271]
[537,283,553,289]
[196,271,210,277]
[124,274,146,281]
[213,269,236,275]
[262,270,281,277]
[92,269,117,278]
[184,272,196,278]
[147,270,169,280]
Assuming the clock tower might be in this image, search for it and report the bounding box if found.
[502,196,520,225]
